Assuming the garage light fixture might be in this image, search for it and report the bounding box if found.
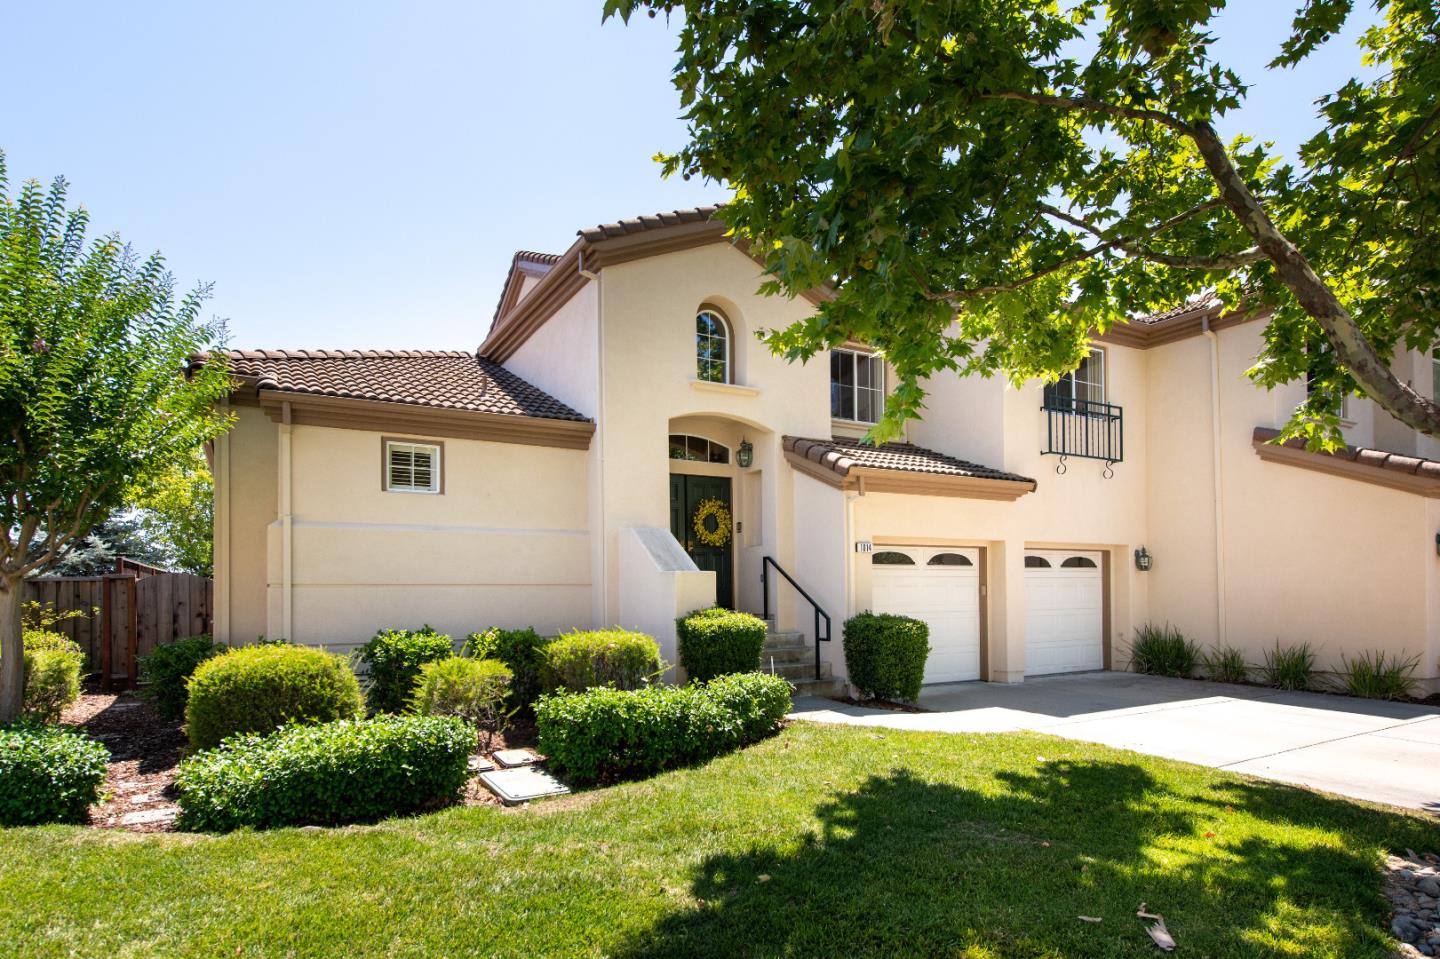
[1134,546,1153,572]
[736,439,754,468]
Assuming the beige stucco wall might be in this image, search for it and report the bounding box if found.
[1145,321,1440,686]
[214,404,278,646]
[250,422,591,656]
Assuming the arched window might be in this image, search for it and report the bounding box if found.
[1024,556,1051,569]
[872,551,916,565]
[928,552,973,567]
[696,309,730,383]
[669,434,730,464]
[1061,556,1098,568]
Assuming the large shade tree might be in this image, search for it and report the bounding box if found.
[0,152,230,720]
[606,0,1440,445]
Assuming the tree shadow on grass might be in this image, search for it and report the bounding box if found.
[613,759,1414,958]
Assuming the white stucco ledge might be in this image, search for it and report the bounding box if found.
[625,525,700,572]
[689,379,760,398]
[617,527,716,682]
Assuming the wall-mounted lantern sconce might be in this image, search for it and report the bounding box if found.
[1134,546,1153,572]
[736,439,754,469]
[1435,532,1439,557]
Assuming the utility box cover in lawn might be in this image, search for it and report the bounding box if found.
[479,767,571,805]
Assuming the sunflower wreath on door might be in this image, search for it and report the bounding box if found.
[692,497,732,547]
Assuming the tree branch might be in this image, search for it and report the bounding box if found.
[984,90,1193,136]
[1039,202,1264,269]
[1186,119,1440,436]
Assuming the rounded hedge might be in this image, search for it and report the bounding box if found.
[410,656,512,733]
[185,644,365,749]
[463,627,554,707]
[542,629,661,693]
[357,626,456,714]
[535,672,791,784]
[139,635,225,721]
[842,612,930,702]
[175,715,474,831]
[677,607,767,682]
[0,722,109,826]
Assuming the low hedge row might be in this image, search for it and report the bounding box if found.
[677,607,767,682]
[174,715,473,832]
[185,645,365,749]
[0,722,109,826]
[463,627,553,706]
[842,612,930,702]
[535,672,791,783]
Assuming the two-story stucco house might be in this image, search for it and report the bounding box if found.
[202,206,1440,694]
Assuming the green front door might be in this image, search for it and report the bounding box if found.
[669,474,735,609]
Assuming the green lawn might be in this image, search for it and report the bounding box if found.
[3,723,1434,958]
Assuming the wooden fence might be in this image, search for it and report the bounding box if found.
[24,566,213,688]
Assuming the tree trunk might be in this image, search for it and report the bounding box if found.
[0,577,24,722]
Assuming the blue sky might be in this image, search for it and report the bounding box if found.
[4,1,1380,350]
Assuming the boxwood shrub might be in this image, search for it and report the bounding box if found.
[542,628,661,693]
[410,656,512,740]
[535,672,791,784]
[21,646,84,724]
[677,607,767,682]
[842,612,930,702]
[356,626,456,714]
[174,715,473,832]
[0,722,109,826]
[463,627,554,707]
[138,635,225,720]
[185,644,365,749]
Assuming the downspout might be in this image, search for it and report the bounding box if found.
[844,490,861,618]
[581,250,606,625]
[1202,321,1227,645]
[280,400,294,641]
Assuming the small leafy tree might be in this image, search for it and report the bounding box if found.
[606,0,1440,446]
[132,449,214,576]
[0,152,231,720]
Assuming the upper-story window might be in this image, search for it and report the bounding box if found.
[696,309,730,383]
[1306,340,1349,420]
[384,439,442,494]
[831,348,884,423]
[1044,348,1105,411]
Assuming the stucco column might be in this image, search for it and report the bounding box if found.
[986,538,1028,683]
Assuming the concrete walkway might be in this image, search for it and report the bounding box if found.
[790,672,1440,813]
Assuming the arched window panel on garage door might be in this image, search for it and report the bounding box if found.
[927,552,974,567]
[1024,555,1052,569]
[871,550,916,565]
[1061,556,1098,568]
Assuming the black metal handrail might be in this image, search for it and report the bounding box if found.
[760,555,832,681]
[1042,397,1124,465]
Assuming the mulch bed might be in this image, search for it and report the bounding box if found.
[61,683,543,831]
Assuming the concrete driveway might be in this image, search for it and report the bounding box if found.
[790,672,1440,813]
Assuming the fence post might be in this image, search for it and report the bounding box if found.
[126,575,139,689]
[100,576,114,691]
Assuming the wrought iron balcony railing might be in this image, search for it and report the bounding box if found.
[1042,398,1124,469]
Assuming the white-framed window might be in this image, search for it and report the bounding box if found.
[696,309,730,383]
[384,440,441,494]
[831,348,884,423]
[1044,347,1105,410]
[1305,341,1349,420]
[668,434,730,464]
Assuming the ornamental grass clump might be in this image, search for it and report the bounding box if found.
[0,722,109,826]
[184,644,364,750]
[356,626,456,714]
[842,612,930,702]
[175,715,473,832]
[1256,641,1317,691]
[677,607,767,682]
[1200,644,1250,684]
[1336,649,1419,700]
[535,672,790,784]
[1128,623,1200,678]
[542,629,661,693]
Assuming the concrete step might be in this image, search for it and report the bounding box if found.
[790,676,847,699]
[762,660,833,682]
[763,629,807,649]
[760,644,811,665]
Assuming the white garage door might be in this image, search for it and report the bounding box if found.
[1024,550,1104,675]
[871,547,981,684]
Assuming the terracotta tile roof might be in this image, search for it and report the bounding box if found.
[784,436,1034,484]
[577,205,723,243]
[1133,294,1222,326]
[1253,427,1440,496]
[201,350,588,422]
[513,250,562,267]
